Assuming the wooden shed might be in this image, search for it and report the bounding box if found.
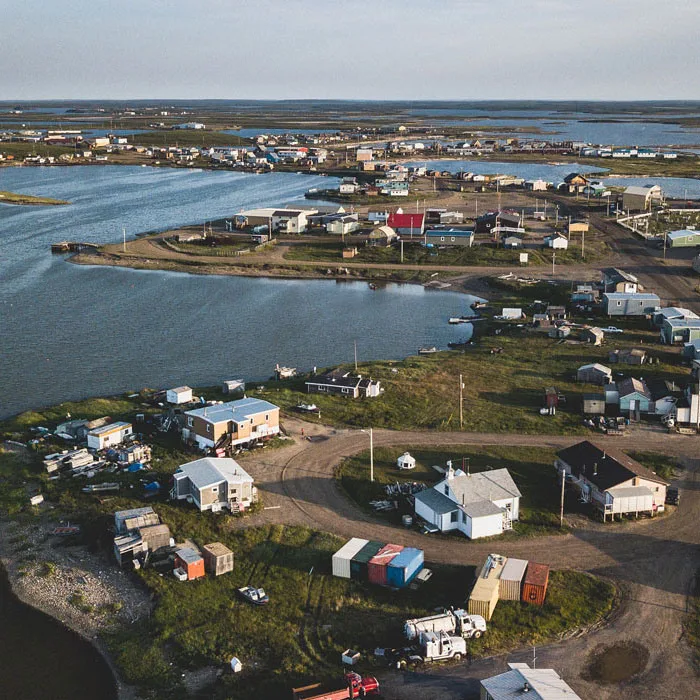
[499,558,528,601]
[583,394,606,415]
[468,554,506,620]
[577,363,612,385]
[522,562,549,606]
[202,542,234,576]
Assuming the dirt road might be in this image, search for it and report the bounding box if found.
[237,423,700,699]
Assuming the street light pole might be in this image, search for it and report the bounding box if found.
[361,428,374,482]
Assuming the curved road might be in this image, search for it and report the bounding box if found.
[238,422,700,699]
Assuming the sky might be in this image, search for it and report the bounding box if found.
[2,0,699,100]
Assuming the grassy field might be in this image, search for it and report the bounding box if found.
[102,521,616,700]
[251,328,686,435]
[627,451,678,481]
[686,570,700,670]
[0,190,70,205]
[338,445,564,537]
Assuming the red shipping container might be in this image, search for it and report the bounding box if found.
[367,544,404,586]
[522,562,549,606]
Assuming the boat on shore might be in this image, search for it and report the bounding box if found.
[418,346,438,355]
[448,315,485,324]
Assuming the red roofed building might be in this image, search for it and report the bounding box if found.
[387,212,425,237]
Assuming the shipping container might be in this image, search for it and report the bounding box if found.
[468,553,506,620]
[350,541,384,581]
[499,557,528,601]
[332,538,369,579]
[522,562,549,606]
[368,544,404,586]
[386,547,424,588]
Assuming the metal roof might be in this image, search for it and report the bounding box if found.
[89,421,132,436]
[667,229,700,240]
[446,468,522,505]
[414,488,458,515]
[501,557,528,582]
[481,664,582,700]
[462,500,504,518]
[185,398,278,425]
[175,457,253,489]
[176,547,202,565]
[607,485,654,498]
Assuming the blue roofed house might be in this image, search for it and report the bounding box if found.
[603,292,660,316]
[414,465,520,540]
[683,338,700,359]
[667,229,700,248]
[660,317,700,345]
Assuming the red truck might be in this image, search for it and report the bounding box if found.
[292,672,380,700]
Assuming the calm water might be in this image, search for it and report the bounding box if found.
[0,166,474,419]
[0,563,117,700]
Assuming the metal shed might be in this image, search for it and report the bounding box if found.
[368,544,404,586]
[522,562,549,606]
[468,554,506,620]
[498,558,528,601]
[332,538,369,579]
[350,541,384,581]
[386,547,424,588]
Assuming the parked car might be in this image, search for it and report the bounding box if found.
[666,487,680,506]
[602,326,624,334]
[420,522,439,534]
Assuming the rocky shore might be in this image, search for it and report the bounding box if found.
[0,519,150,700]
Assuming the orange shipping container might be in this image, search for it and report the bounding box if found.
[521,562,549,606]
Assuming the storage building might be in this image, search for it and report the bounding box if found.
[386,547,424,588]
[222,379,245,394]
[498,558,528,601]
[139,523,171,552]
[468,554,506,620]
[167,386,193,404]
[174,548,205,581]
[583,394,606,415]
[87,421,133,450]
[522,562,549,606]
[350,541,383,581]
[368,544,404,585]
[667,229,700,248]
[332,538,369,579]
[577,363,612,385]
[397,452,416,470]
[202,542,234,576]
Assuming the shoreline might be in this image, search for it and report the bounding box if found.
[0,519,147,700]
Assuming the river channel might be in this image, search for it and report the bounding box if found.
[0,165,477,420]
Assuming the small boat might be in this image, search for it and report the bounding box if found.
[238,586,269,606]
[296,403,320,414]
[470,301,487,310]
[275,364,297,379]
[448,316,472,324]
[368,283,377,290]
[418,346,438,354]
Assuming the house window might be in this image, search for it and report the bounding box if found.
[461,511,466,523]
[617,301,622,307]
[444,485,449,495]
[265,414,269,421]
[206,424,211,433]
[450,237,455,242]
[440,236,445,242]
[212,486,218,494]
[187,417,193,427]
[250,418,254,425]
[450,511,458,523]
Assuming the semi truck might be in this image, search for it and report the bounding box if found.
[292,672,379,700]
[404,609,486,640]
[419,630,467,662]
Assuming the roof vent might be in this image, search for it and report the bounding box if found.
[522,681,531,693]
[593,462,598,476]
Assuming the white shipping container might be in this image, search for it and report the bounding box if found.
[332,538,369,578]
[499,558,528,601]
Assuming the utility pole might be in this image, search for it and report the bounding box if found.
[400,238,404,263]
[122,227,126,252]
[354,340,358,372]
[552,251,556,277]
[581,227,585,259]
[361,428,374,482]
[459,374,464,429]
[559,468,566,528]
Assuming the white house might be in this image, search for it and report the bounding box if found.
[414,466,521,540]
[481,663,582,700]
[87,421,133,451]
[171,457,255,513]
[167,386,193,404]
[544,233,568,250]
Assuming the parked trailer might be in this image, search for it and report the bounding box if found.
[292,672,379,700]
[419,630,467,662]
[404,609,486,640]
[522,562,549,606]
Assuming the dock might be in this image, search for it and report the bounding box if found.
[51,241,100,254]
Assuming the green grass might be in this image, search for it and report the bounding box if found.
[338,445,564,537]
[686,570,700,670]
[102,522,616,700]
[628,451,678,481]
[0,190,70,205]
[251,330,686,435]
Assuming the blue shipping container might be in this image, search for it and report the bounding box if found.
[386,547,424,588]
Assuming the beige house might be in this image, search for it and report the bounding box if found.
[555,441,668,520]
[171,457,255,513]
[183,397,279,450]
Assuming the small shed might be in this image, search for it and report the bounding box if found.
[397,452,416,470]
[468,554,506,621]
[577,363,612,385]
[499,558,528,601]
[522,562,549,606]
[230,657,242,673]
[342,649,361,666]
[332,538,369,579]
[202,542,234,576]
[581,327,604,346]
[609,348,646,365]
[583,394,606,415]
[222,379,245,394]
[342,247,358,259]
[174,547,205,581]
[29,494,44,506]
[501,308,523,320]
[167,386,193,404]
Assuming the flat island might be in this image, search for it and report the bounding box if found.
[0,190,70,206]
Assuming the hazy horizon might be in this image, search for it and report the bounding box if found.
[3,0,699,101]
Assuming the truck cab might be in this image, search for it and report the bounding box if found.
[419,630,467,662]
[454,610,486,639]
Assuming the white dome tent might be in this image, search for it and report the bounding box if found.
[397,452,416,470]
